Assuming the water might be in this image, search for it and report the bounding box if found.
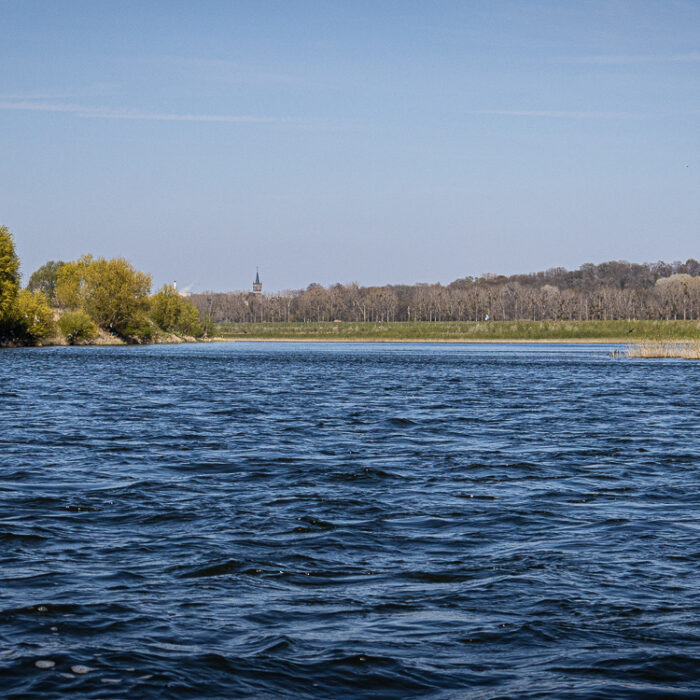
[1,342,699,698]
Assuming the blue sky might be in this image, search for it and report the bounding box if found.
[1,0,699,292]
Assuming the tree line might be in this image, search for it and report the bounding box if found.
[191,259,700,324]
[0,226,205,346]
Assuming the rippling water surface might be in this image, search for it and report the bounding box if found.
[2,342,700,697]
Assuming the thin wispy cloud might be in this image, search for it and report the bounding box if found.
[471,109,640,119]
[0,100,289,124]
[0,83,118,101]
[561,52,700,65]
[156,56,321,88]
[0,90,80,101]
[85,110,282,124]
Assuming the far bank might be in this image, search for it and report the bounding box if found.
[215,320,700,343]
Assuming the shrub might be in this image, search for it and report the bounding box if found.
[150,285,204,337]
[120,315,156,343]
[58,312,98,344]
[14,290,56,343]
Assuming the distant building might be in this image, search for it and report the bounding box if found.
[252,268,262,294]
[172,281,190,298]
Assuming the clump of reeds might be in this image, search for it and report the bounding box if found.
[624,341,700,359]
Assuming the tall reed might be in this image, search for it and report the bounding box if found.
[625,341,700,359]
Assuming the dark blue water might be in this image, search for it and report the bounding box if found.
[1,342,700,698]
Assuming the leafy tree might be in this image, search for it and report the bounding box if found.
[56,255,93,310]
[27,260,66,304]
[15,290,55,342]
[0,225,20,324]
[58,312,98,344]
[56,256,151,338]
[0,226,21,343]
[150,285,204,337]
[83,258,151,336]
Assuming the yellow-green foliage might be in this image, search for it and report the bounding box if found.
[150,285,203,337]
[15,290,55,341]
[83,258,151,335]
[0,227,54,344]
[56,255,151,338]
[58,311,99,344]
[56,255,93,310]
[0,225,20,322]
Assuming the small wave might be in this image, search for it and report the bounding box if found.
[384,417,418,427]
[295,516,336,530]
[331,467,398,481]
[177,559,243,579]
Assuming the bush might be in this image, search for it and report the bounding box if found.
[58,312,99,344]
[150,285,204,337]
[14,290,56,343]
[120,315,156,343]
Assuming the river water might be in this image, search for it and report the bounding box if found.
[1,342,699,697]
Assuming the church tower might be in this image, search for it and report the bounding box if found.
[252,268,262,294]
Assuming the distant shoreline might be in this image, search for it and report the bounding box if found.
[213,319,700,344]
[220,337,637,344]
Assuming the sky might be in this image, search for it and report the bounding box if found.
[1,0,699,293]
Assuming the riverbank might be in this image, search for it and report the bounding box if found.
[4,328,207,348]
[216,320,700,343]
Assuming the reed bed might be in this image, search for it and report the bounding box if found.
[625,341,700,359]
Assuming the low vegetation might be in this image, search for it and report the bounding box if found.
[0,225,206,347]
[58,312,99,345]
[215,320,700,342]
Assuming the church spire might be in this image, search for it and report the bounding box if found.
[253,267,262,294]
